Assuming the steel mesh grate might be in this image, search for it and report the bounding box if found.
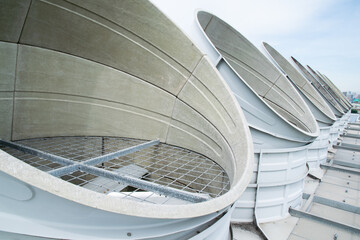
[0,136,230,204]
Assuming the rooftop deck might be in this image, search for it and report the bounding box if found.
[233,115,360,240]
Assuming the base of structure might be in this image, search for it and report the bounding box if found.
[232,145,308,223]
[307,126,331,170]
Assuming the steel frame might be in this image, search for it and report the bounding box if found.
[0,139,210,203]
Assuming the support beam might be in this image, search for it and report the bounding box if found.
[333,144,360,152]
[0,139,209,203]
[340,142,360,149]
[50,163,209,203]
[301,193,315,212]
[79,164,209,203]
[0,139,74,166]
[320,164,360,175]
[333,159,360,169]
[83,139,159,166]
[289,208,360,234]
[49,165,79,177]
[49,139,159,176]
[345,127,360,131]
[341,133,360,139]
[313,196,360,214]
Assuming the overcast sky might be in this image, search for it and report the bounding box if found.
[152,0,360,93]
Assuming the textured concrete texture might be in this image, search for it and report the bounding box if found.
[262,42,336,126]
[320,73,352,109]
[0,92,13,140]
[0,42,17,140]
[316,71,351,111]
[291,56,345,117]
[232,224,264,240]
[318,72,351,110]
[0,0,31,42]
[0,0,253,219]
[307,65,349,112]
[197,11,319,137]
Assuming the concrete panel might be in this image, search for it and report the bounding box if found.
[307,65,348,112]
[217,60,315,148]
[0,42,17,140]
[291,57,344,117]
[308,66,348,111]
[167,99,234,181]
[177,56,253,181]
[16,45,175,117]
[197,11,318,139]
[0,42,17,91]
[320,73,352,109]
[0,92,13,140]
[66,0,203,73]
[322,76,351,110]
[180,58,238,137]
[0,2,254,236]
[264,83,315,133]
[222,53,273,97]
[301,83,336,126]
[0,0,31,42]
[198,13,279,85]
[20,0,190,95]
[263,42,336,125]
[12,92,171,141]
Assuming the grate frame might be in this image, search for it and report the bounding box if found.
[0,137,230,205]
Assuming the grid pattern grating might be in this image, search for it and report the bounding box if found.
[0,137,230,205]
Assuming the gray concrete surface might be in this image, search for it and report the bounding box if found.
[197,11,319,136]
[263,42,336,126]
[291,57,345,117]
[0,0,254,220]
[0,42,16,140]
[307,65,349,112]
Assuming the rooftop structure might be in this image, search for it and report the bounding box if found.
[0,1,253,238]
[0,1,356,239]
[291,57,345,118]
[195,11,319,223]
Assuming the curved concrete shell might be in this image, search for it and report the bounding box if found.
[197,11,319,150]
[0,1,253,239]
[312,70,352,135]
[316,72,352,135]
[195,11,318,223]
[307,65,349,112]
[262,42,336,127]
[262,42,335,170]
[316,71,352,110]
[291,57,345,118]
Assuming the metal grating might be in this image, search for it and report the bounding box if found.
[0,137,230,205]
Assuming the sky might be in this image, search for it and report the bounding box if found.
[151,0,360,93]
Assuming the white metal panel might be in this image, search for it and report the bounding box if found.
[233,146,308,223]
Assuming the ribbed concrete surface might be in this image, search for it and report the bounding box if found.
[0,0,253,220]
